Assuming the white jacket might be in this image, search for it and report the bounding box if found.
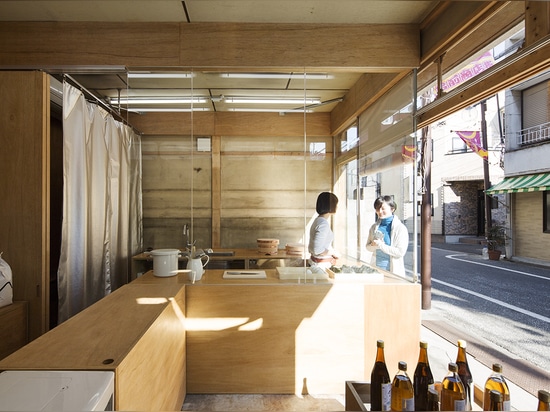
[365,215,409,277]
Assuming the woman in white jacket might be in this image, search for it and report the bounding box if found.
[365,196,409,277]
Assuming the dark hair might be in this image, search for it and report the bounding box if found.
[373,195,396,211]
[316,192,339,215]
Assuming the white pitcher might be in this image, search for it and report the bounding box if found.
[186,255,210,280]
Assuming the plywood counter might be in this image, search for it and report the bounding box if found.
[0,267,420,406]
[0,283,186,411]
[136,268,421,395]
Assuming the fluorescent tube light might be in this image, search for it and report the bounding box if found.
[128,72,195,79]
[126,108,210,113]
[220,73,333,80]
[224,97,321,105]
[228,108,313,113]
[110,97,207,105]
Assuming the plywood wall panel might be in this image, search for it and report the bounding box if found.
[0,71,49,340]
[131,112,331,137]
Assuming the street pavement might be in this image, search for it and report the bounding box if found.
[418,239,547,411]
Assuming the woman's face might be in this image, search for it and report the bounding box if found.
[376,202,394,219]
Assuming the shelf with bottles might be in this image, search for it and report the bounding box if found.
[351,338,547,411]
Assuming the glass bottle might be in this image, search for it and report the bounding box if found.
[488,390,504,411]
[427,387,440,411]
[483,363,510,411]
[371,340,391,411]
[414,341,434,411]
[392,361,414,411]
[456,340,473,410]
[538,389,550,411]
[441,362,466,411]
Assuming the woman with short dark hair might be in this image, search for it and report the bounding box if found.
[308,192,340,268]
[366,195,409,276]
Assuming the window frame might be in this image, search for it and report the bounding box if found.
[544,191,550,233]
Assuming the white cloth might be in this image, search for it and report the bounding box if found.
[0,253,13,308]
[57,81,142,323]
[308,216,335,268]
[365,215,409,277]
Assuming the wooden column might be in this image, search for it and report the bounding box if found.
[0,71,50,340]
[211,135,221,248]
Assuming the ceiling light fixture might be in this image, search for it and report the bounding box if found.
[126,108,210,113]
[228,108,313,113]
[109,97,207,105]
[219,73,333,80]
[127,72,195,79]
[224,97,321,105]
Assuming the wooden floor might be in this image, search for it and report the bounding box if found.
[181,394,346,411]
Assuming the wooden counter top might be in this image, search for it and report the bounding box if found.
[133,267,411,286]
[1,266,420,401]
[132,248,300,262]
[0,283,183,370]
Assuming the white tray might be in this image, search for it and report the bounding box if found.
[276,267,329,280]
[223,270,267,279]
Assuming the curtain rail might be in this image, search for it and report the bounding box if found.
[62,74,142,135]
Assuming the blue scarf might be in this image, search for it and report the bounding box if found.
[375,215,393,270]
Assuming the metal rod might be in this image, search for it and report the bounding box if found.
[63,74,141,135]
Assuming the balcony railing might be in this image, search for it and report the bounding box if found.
[518,121,550,146]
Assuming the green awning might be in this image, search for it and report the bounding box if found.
[486,173,550,194]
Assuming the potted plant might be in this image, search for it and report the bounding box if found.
[486,224,507,260]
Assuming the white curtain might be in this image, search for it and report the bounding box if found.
[58,81,142,323]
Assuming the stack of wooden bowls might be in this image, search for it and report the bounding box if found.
[257,238,279,255]
[285,243,305,257]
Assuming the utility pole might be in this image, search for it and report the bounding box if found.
[420,126,432,310]
[481,100,492,237]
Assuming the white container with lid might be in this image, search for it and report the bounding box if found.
[150,248,180,277]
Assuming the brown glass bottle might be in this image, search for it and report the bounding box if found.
[538,389,550,411]
[427,387,440,411]
[456,340,473,410]
[391,361,414,411]
[441,362,466,411]
[371,340,391,411]
[483,364,510,411]
[488,390,504,411]
[413,341,434,411]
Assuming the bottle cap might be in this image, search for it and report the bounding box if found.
[398,361,407,371]
[448,362,458,372]
[457,339,467,348]
[492,363,503,373]
[420,341,428,349]
[539,390,550,403]
[377,340,384,348]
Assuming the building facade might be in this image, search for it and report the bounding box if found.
[487,72,550,264]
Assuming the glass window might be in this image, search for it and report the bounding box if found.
[334,73,417,278]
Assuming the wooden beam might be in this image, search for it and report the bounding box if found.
[330,72,407,135]
[0,22,419,70]
[417,1,524,92]
[417,37,550,128]
[525,1,550,47]
[0,22,181,67]
[179,23,419,69]
[420,2,509,68]
[129,111,331,137]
